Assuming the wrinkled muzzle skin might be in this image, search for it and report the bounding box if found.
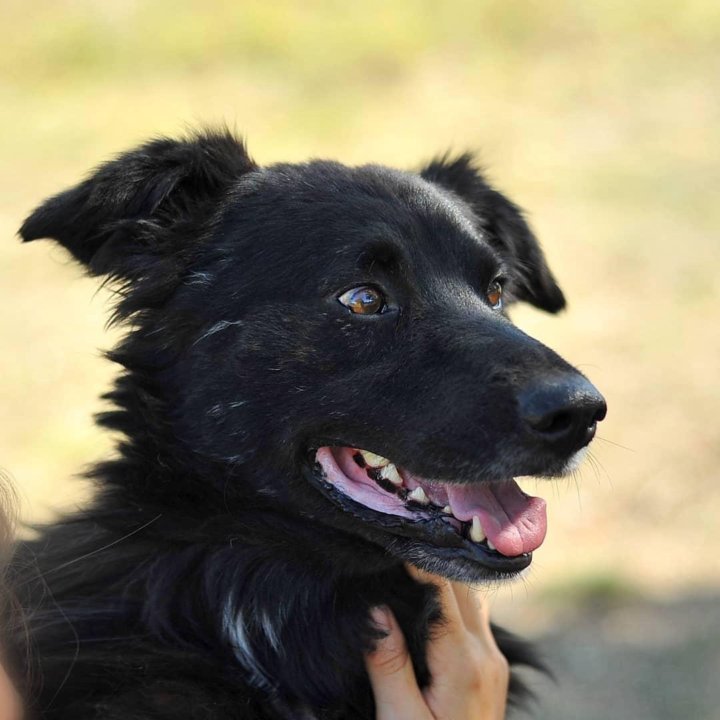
[15,131,605,718]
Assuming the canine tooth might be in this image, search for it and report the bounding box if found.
[470,516,486,543]
[359,450,390,468]
[379,464,403,487]
[487,538,496,551]
[442,505,452,515]
[407,487,429,505]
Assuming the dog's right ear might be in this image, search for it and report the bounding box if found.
[420,153,566,314]
[19,129,256,279]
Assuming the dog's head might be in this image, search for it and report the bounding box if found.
[21,130,605,582]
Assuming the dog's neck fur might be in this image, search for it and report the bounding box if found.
[20,485,436,717]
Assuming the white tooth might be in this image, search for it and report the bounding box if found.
[407,487,429,505]
[379,464,403,487]
[487,538,496,551]
[442,505,453,515]
[470,516,486,543]
[360,450,390,468]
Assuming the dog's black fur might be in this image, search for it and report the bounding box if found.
[11,130,604,719]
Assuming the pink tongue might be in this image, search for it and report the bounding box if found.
[445,480,547,557]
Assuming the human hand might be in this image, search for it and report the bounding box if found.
[0,662,21,720]
[365,568,509,719]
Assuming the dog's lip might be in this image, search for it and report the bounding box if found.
[400,536,534,573]
[310,446,546,568]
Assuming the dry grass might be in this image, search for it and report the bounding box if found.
[1,0,718,605]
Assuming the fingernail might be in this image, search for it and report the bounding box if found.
[370,605,392,633]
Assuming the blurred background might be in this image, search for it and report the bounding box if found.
[0,1,718,717]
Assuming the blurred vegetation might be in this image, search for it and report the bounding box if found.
[1,0,718,604]
[540,572,642,612]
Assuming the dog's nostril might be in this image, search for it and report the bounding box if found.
[530,410,573,436]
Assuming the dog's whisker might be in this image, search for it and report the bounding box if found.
[586,450,613,488]
[570,469,584,510]
[595,436,635,452]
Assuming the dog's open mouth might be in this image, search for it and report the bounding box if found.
[315,446,547,566]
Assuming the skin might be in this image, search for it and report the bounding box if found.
[0,663,21,720]
[0,489,21,720]
[366,567,508,720]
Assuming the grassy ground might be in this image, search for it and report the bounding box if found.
[1,1,719,705]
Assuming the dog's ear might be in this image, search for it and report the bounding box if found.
[420,153,566,313]
[19,129,256,279]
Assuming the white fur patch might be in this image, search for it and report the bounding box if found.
[561,446,589,475]
[223,604,272,689]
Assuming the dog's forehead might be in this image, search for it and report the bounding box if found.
[220,160,498,271]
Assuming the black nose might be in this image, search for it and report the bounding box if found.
[518,375,607,451]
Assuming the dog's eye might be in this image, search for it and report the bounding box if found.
[338,286,386,315]
[486,281,504,310]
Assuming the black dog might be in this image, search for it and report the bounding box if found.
[12,130,605,719]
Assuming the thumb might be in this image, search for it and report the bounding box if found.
[365,607,433,720]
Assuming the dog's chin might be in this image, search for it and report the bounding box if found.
[303,445,590,582]
[389,541,532,583]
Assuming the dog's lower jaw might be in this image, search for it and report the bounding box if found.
[390,541,529,584]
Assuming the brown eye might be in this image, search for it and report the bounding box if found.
[486,281,503,310]
[338,286,386,315]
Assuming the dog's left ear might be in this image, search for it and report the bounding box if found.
[420,154,566,313]
[19,129,256,281]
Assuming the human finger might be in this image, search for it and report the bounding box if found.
[365,606,433,720]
